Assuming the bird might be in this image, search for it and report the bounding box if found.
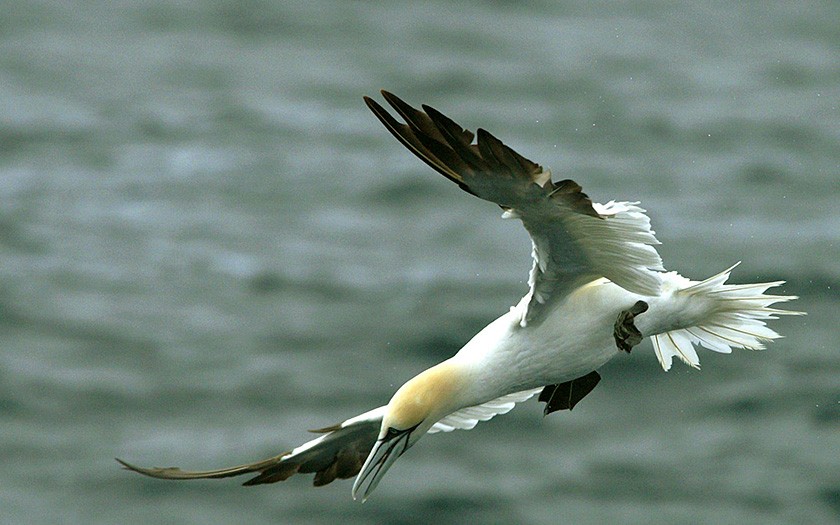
[118,91,802,501]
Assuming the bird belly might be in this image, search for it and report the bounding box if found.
[456,279,646,398]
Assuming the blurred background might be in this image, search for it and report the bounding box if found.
[1,1,837,523]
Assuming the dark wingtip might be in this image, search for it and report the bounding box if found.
[379,89,400,104]
[363,95,384,113]
[115,458,147,473]
[308,423,342,434]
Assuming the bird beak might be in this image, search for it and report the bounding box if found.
[351,425,416,502]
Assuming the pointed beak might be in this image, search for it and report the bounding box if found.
[351,426,415,502]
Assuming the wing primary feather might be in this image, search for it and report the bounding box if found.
[411,127,477,178]
[421,104,489,172]
[364,95,476,196]
[115,455,288,481]
[118,409,383,487]
[475,128,514,178]
[380,90,452,145]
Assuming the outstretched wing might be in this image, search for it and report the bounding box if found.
[117,407,384,487]
[365,91,664,324]
[429,388,542,433]
[119,389,554,487]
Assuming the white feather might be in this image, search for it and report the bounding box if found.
[428,388,542,434]
[651,264,803,371]
[575,201,665,296]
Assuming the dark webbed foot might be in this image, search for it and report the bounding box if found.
[614,300,649,353]
[539,370,601,416]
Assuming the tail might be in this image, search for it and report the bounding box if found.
[651,262,804,371]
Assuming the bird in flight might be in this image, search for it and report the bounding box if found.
[118,91,801,501]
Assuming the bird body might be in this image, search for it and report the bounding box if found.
[119,91,801,501]
[449,278,635,399]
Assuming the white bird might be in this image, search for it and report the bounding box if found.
[118,91,802,501]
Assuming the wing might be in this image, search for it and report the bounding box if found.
[429,388,542,433]
[365,91,664,324]
[118,390,548,486]
[117,407,384,487]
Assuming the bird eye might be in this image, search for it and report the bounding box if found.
[385,427,401,438]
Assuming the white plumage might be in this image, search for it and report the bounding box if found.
[118,91,802,501]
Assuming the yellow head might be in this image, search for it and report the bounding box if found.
[352,361,467,501]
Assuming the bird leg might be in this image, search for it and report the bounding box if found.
[538,370,601,416]
[613,300,649,353]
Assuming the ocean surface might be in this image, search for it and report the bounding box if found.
[1,1,838,523]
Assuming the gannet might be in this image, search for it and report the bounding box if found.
[118,91,802,501]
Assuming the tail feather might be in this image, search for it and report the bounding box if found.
[652,263,803,371]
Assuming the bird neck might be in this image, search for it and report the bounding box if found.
[387,360,471,429]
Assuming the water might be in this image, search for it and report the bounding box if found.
[1,1,838,523]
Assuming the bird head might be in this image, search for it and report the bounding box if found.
[351,361,465,501]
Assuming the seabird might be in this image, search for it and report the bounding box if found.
[118,91,802,501]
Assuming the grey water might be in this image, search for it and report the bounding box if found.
[1,1,838,523]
